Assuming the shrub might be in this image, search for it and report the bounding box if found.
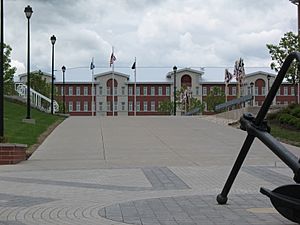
[291,107,300,118]
[296,120,300,130]
[278,114,294,124]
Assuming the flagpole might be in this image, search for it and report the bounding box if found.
[91,57,94,116]
[112,46,115,117]
[298,81,300,104]
[134,57,137,116]
[225,83,228,103]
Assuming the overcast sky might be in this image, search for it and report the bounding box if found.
[3,0,299,81]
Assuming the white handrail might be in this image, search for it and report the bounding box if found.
[15,82,59,113]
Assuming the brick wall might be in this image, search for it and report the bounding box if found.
[0,144,27,165]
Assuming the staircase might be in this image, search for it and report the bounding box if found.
[15,82,59,113]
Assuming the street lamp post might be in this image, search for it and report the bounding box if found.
[24,5,33,119]
[62,66,66,114]
[50,35,56,115]
[290,0,300,104]
[0,0,4,137]
[173,66,177,116]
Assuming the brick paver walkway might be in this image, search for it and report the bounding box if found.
[0,116,299,225]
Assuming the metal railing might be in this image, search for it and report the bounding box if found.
[15,82,59,113]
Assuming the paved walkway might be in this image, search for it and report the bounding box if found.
[0,116,299,225]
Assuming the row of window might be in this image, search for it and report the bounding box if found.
[68,101,159,112]
[100,86,171,96]
[61,86,171,96]
[202,86,297,96]
[68,101,89,112]
[98,101,158,112]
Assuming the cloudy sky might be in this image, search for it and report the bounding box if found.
[3,0,299,81]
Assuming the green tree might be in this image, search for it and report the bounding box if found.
[205,86,225,112]
[266,31,300,102]
[3,43,16,95]
[177,86,204,114]
[157,100,173,115]
[30,71,51,97]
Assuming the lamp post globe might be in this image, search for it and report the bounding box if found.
[50,35,56,114]
[173,66,177,116]
[24,5,33,19]
[24,5,33,120]
[50,35,56,45]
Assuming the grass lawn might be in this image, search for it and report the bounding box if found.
[3,99,64,148]
[270,123,300,147]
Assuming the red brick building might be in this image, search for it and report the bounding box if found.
[52,69,299,116]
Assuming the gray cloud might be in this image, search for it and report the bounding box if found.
[3,0,298,81]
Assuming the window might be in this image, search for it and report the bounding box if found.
[254,87,258,96]
[84,87,88,96]
[107,102,111,111]
[143,101,148,111]
[158,87,162,96]
[122,87,125,95]
[68,102,73,112]
[107,87,111,95]
[129,101,133,112]
[99,86,103,96]
[277,88,281,96]
[166,87,170,96]
[114,87,117,95]
[76,101,80,111]
[151,101,155,112]
[136,87,140,96]
[121,102,125,111]
[69,87,73,96]
[248,86,251,95]
[76,87,81,96]
[55,87,58,93]
[262,87,266,96]
[203,87,207,96]
[284,86,288,96]
[151,87,155,96]
[232,87,236,96]
[196,87,199,96]
[128,87,133,96]
[99,102,103,111]
[114,101,118,111]
[61,87,64,96]
[136,101,140,112]
[84,101,88,112]
[143,86,147,96]
[92,86,95,96]
[291,87,295,96]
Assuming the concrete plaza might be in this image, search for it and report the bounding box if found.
[0,116,299,225]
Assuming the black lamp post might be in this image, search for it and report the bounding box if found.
[0,0,4,137]
[173,66,177,116]
[290,0,300,104]
[24,5,33,119]
[62,65,66,114]
[50,35,56,114]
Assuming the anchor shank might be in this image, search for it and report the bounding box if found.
[242,117,300,182]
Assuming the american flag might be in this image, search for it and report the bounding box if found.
[110,53,116,67]
[90,61,95,70]
[225,69,233,84]
[234,58,245,83]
